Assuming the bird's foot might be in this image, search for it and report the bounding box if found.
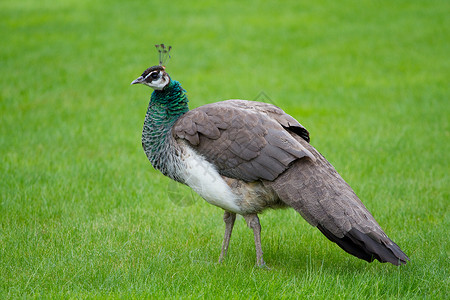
[256,262,271,270]
[256,257,270,270]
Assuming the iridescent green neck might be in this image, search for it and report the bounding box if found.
[142,79,189,177]
[149,79,189,118]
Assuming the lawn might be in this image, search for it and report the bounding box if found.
[1,0,448,298]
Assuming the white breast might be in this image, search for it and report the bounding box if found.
[180,147,242,213]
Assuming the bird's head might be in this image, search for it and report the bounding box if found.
[131,44,172,91]
[130,65,170,90]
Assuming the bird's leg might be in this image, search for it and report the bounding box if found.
[218,211,236,263]
[244,214,267,268]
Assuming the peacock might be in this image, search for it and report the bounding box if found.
[130,44,409,267]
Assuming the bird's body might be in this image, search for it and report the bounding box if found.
[141,80,284,214]
[132,57,409,266]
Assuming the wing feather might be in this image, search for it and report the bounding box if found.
[172,100,312,181]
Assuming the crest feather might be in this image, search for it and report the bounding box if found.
[155,44,172,66]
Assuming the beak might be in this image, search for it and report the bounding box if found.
[130,76,144,85]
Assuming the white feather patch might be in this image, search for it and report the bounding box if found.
[181,147,241,213]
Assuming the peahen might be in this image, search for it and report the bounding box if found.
[130,44,409,267]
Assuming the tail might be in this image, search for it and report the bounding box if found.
[264,137,410,265]
[317,224,409,265]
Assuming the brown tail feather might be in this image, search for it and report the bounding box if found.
[317,225,409,265]
[264,135,409,265]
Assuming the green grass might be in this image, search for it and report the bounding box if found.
[1,0,449,298]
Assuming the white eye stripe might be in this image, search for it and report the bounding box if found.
[144,71,160,81]
[142,72,169,90]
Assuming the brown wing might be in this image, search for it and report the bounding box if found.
[172,100,314,181]
[219,100,310,142]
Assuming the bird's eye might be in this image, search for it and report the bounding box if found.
[150,72,159,80]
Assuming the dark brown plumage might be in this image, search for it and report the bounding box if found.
[173,100,314,182]
[171,100,409,266]
[264,135,409,265]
